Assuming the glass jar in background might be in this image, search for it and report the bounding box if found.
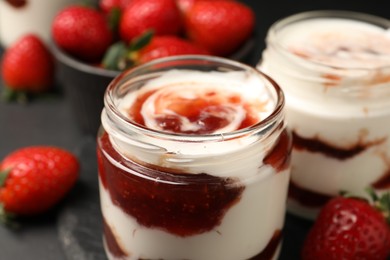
[97,55,291,260]
[0,0,78,47]
[258,10,390,219]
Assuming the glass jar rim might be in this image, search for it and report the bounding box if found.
[104,55,285,143]
[267,10,390,71]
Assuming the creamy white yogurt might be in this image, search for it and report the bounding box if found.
[99,65,290,259]
[104,70,280,178]
[99,169,289,260]
[258,11,390,219]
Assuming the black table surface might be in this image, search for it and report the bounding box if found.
[0,1,388,259]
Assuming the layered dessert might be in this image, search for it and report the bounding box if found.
[0,0,77,47]
[258,11,390,218]
[98,65,291,260]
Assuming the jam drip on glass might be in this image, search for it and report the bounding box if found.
[372,170,390,189]
[98,132,245,237]
[249,230,282,260]
[5,0,26,8]
[264,129,292,172]
[103,218,129,259]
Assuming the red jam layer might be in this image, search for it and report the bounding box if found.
[372,170,390,189]
[98,132,245,237]
[292,131,368,160]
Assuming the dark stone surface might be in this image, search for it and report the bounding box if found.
[0,1,389,259]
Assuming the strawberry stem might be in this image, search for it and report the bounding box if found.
[102,41,128,70]
[107,7,122,32]
[379,193,390,224]
[128,30,154,52]
[1,88,29,104]
[0,204,18,228]
[0,169,11,187]
[366,186,380,201]
[102,30,154,71]
[366,187,390,225]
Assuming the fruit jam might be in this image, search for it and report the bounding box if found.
[259,11,390,219]
[98,130,290,259]
[98,56,291,260]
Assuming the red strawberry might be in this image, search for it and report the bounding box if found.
[176,0,196,14]
[1,34,54,94]
[119,0,182,43]
[302,191,390,260]
[99,0,132,13]
[103,32,209,70]
[185,1,255,56]
[176,0,231,15]
[137,35,209,64]
[52,5,113,63]
[0,146,79,218]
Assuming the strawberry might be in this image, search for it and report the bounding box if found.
[136,35,209,64]
[119,0,182,43]
[1,34,54,97]
[52,5,113,63]
[99,0,132,13]
[176,0,196,14]
[0,146,79,219]
[184,0,255,56]
[176,0,231,15]
[302,190,390,260]
[103,33,209,70]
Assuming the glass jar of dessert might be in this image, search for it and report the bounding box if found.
[258,10,390,219]
[97,55,292,260]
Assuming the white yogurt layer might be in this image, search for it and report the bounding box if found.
[99,168,289,260]
[259,13,390,219]
[102,69,281,179]
[0,0,77,47]
[99,67,290,259]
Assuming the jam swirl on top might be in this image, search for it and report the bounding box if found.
[126,82,269,135]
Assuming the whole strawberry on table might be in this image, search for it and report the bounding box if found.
[0,34,55,103]
[51,0,255,71]
[0,146,79,223]
[302,189,390,260]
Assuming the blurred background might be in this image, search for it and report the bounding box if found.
[241,0,389,66]
[0,1,388,259]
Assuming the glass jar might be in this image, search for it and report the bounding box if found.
[258,10,390,219]
[0,0,78,47]
[97,55,291,260]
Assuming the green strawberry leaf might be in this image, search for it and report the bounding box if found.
[1,88,29,104]
[102,41,129,71]
[107,7,122,32]
[78,0,99,9]
[129,30,154,52]
[378,192,390,224]
[0,204,18,229]
[0,168,11,187]
[366,186,380,201]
